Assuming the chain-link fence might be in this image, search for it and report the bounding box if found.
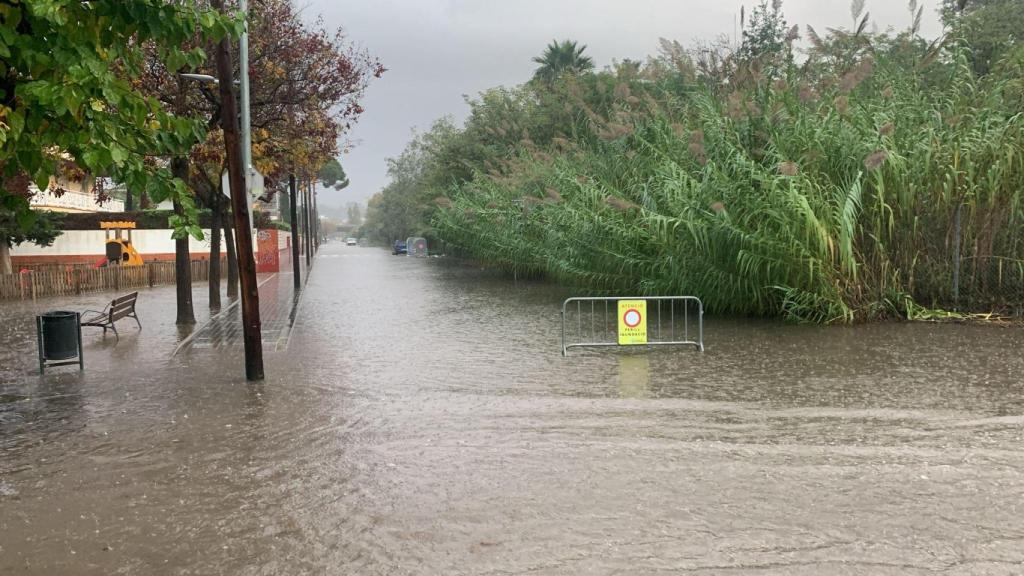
[943,203,1024,316]
[956,256,1024,316]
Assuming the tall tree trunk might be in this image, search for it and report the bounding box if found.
[223,213,239,298]
[124,188,134,211]
[170,76,194,325]
[304,177,312,269]
[209,192,222,310]
[139,191,151,209]
[289,173,301,290]
[309,180,317,250]
[172,194,195,325]
[0,242,12,276]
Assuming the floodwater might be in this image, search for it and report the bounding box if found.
[3,245,1024,575]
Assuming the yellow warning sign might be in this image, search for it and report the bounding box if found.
[618,300,648,345]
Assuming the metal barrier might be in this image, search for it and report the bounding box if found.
[561,296,704,355]
[406,236,428,258]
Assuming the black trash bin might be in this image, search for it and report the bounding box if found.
[37,311,84,373]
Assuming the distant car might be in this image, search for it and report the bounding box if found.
[345,237,357,246]
[392,240,407,255]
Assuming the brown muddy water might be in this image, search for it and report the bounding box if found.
[2,245,1024,575]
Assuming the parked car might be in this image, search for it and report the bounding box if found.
[346,237,358,246]
[392,240,407,255]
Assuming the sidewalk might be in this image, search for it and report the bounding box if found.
[0,264,308,384]
[0,283,215,384]
[175,272,301,354]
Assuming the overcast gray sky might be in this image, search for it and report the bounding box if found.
[304,0,943,208]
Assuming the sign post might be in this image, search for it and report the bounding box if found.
[617,300,648,346]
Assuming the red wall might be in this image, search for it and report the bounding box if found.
[256,229,279,273]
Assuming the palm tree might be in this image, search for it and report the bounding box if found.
[532,39,594,82]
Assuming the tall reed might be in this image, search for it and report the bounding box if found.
[433,48,1024,322]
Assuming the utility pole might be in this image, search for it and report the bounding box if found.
[289,174,301,290]
[212,0,263,381]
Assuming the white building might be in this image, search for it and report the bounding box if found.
[29,177,125,213]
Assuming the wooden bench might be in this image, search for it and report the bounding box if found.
[81,292,141,340]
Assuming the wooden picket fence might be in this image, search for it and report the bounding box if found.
[0,259,223,301]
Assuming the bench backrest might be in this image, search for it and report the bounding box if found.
[109,292,138,322]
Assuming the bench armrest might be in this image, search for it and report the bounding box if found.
[80,310,107,323]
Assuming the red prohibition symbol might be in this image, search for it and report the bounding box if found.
[622,308,642,328]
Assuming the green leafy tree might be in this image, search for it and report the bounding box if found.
[346,202,362,225]
[318,157,350,190]
[360,118,466,244]
[362,134,431,243]
[0,0,236,237]
[532,40,594,83]
[737,0,792,75]
[943,0,1024,75]
[0,206,61,274]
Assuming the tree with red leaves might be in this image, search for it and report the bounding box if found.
[139,0,383,314]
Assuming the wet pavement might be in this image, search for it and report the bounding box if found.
[3,244,1024,574]
[177,273,300,353]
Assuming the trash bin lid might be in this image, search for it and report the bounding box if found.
[41,311,77,319]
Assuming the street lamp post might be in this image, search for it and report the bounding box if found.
[239,0,253,212]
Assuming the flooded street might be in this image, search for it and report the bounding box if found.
[3,244,1024,574]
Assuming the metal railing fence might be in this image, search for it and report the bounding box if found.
[561,296,704,355]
